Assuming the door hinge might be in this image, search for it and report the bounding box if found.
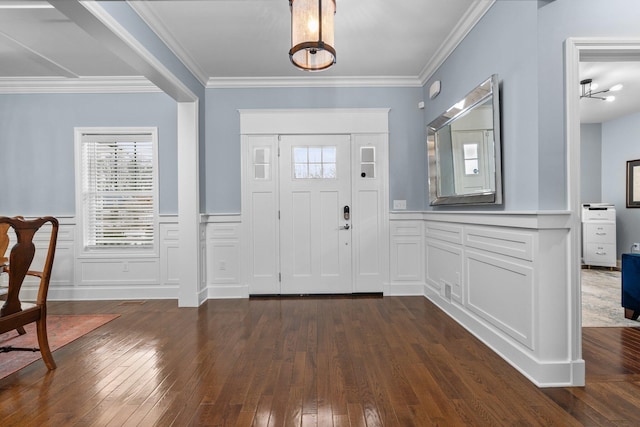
[278,210,280,220]
[279,273,281,282]
[278,146,280,157]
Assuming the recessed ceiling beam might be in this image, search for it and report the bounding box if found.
[0,30,78,78]
[49,0,197,102]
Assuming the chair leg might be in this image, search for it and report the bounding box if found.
[35,318,56,370]
[16,326,26,335]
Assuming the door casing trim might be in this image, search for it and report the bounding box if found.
[240,109,390,294]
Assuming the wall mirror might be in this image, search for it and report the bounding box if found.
[427,74,502,206]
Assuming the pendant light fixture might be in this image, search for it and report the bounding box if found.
[289,0,336,71]
[580,78,623,102]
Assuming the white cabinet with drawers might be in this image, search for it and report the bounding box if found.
[582,204,617,267]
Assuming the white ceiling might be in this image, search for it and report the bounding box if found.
[129,0,480,85]
[579,61,640,124]
[0,0,488,87]
[1,1,639,123]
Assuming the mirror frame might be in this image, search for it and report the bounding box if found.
[427,74,502,206]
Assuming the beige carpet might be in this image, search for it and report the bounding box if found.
[582,268,640,327]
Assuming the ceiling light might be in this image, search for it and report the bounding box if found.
[289,0,336,72]
[580,78,623,101]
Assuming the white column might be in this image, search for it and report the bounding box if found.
[177,101,202,307]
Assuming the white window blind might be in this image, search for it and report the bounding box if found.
[80,132,156,249]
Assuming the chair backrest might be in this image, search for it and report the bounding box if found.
[0,222,8,265]
[0,216,59,318]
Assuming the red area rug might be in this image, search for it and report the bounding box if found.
[0,314,119,379]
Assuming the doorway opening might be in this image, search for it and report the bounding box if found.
[567,40,640,333]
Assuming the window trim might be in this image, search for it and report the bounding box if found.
[74,127,159,258]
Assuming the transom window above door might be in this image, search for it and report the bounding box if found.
[293,146,337,179]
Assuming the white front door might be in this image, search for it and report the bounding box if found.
[452,130,491,194]
[279,135,352,294]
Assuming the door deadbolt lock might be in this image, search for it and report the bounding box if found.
[343,205,350,220]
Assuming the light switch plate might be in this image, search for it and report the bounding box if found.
[393,200,407,210]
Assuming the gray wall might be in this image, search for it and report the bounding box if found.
[537,0,640,209]
[580,123,602,204]
[424,0,640,211]
[0,92,178,216]
[601,111,640,257]
[204,86,425,213]
[4,0,640,218]
[423,0,539,210]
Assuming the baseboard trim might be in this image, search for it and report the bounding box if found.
[44,286,179,301]
[207,284,249,299]
[384,282,424,296]
[424,286,585,387]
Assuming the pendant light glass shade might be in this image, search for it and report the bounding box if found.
[289,0,336,71]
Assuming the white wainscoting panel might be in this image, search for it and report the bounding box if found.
[465,249,534,349]
[388,219,423,295]
[160,221,180,286]
[78,258,159,285]
[465,226,534,261]
[205,215,245,298]
[419,211,582,387]
[60,216,179,300]
[200,223,207,294]
[424,220,464,302]
[425,238,463,303]
[425,221,463,245]
[49,222,75,290]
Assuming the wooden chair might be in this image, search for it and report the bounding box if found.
[0,222,8,266]
[0,222,9,300]
[0,216,59,370]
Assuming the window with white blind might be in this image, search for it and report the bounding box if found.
[75,128,158,254]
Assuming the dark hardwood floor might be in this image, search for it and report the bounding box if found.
[1,296,639,426]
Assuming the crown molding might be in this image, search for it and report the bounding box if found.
[418,0,495,85]
[128,0,209,87]
[207,75,423,89]
[0,1,494,94]
[0,76,161,94]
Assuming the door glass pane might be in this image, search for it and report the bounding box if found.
[295,163,308,179]
[361,164,375,178]
[361,147,375,163]
[465,159,479,175]
[308,147,322,163]
[323,163,336,178]
[254,147,268,164]
[294,147,308,163]
[253,147,271,180]
[293,145,337,179]
[463,143,478,159]
[323,146,336,163]
[309,163,322,178]
[360,146,376,178]
[255,164,270,180]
